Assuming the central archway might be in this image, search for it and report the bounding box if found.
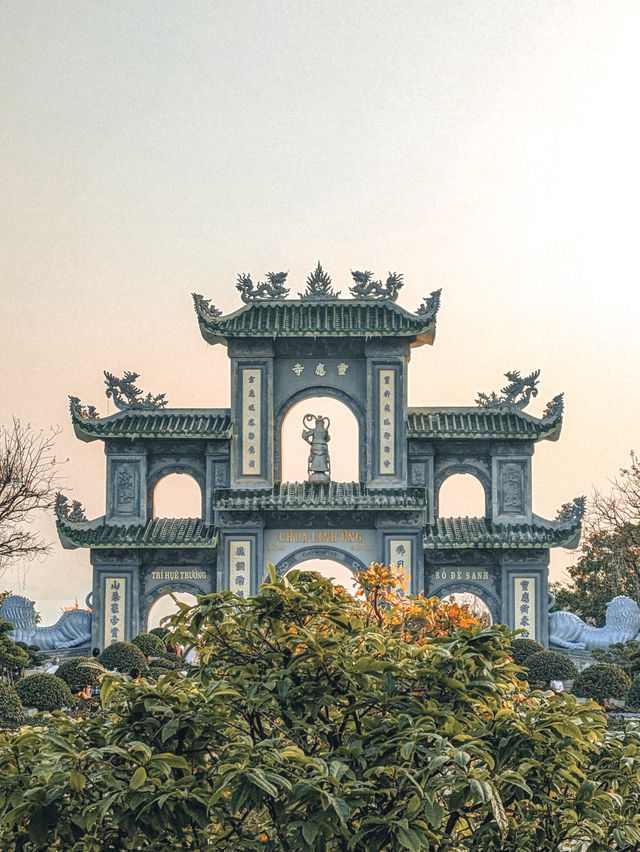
[275,387,366,482]
[275,546,368,579]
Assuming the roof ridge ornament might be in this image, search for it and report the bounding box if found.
[349,270,404,301]
[475,369,541,410]
[54,492,87,523]
[236,271,289,303]
[69,395,100,420]
[555,496,586,524]
[104,370,168,411]
[299,261,341,300]
[541,393,564,421]
[416,289,442,318]
[192,292,222,321]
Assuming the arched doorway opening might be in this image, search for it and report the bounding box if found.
[285,558,360,596]
[147,592,198,630]
[152,473,202,519]
[278,395,361,482]
[442,591,493,626]
[438,472,487,518]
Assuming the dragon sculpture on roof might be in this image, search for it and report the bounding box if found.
[236,271,289,302]
[349,270,404,301]
[103,371,168,411]
[476,369,541,410]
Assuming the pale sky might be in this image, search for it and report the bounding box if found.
[1,0,639,623]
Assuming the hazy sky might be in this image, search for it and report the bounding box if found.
[1,0,639,622]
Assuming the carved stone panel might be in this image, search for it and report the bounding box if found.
[500,462,524,515]
[492,456,531,522]
[107,456,145,522]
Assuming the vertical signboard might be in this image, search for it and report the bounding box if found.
[230,540,252,598]
[241,369,262,476]
[514,577,536,639]
[379,369,395,475]
[389,538,413,587]
[104,577,127,648]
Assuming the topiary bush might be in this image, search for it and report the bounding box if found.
[15,673,74,711]
[525,650,578,685]
[626,676,640,710]
[573,663,632,705]
[131,632,165,658]
[149,626,169,640]
[0,682,24,728]
[510,637,545,666]
[55,657,105,694]
[98,642,148,674]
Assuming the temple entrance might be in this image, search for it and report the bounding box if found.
[147,592,198,630]
[285,558,359,595]
[442,592,492,626]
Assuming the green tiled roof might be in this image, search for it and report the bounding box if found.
[214,482,427,511]
[57,517,218,549]
[424,516,580,549]
[408,406,562,442]
[71,408,231,443]
[193,297,438,347]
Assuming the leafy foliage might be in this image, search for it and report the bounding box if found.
[131,632,166,658]
[1,567,640,849]
[524,651,578,685]
[551,453,640,625]
[14,673,74,711]
[509,638,544,666]
[591,639,640,678]
[573,663,632,705]
[0,618,29,684]
[0,683,23,728]
[626,676,640,711]
[55,657,105,694]
[98,641,148,673]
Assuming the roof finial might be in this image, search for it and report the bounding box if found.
[299,262,340,300]
[476,369,540,410]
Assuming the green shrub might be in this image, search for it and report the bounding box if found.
[592,640,640,678]
[573,663,631,705]
[510,637,545,666]
[148,657,174,671]
[15,673,74,711]
[56,657,105,694]
[525,650,578,684]
[0,682,24,728]
[149,627,169,640]
[626,677,640,710]
[98,642,148,674]
[148,666,175,680]
[131,632,165,657]
[161,651,183,669]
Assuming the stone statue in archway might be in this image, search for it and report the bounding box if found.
[302,414,331,483]
[0,595,92,651]
[549,595,640,651]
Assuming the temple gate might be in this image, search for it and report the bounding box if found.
[57,264,583,649]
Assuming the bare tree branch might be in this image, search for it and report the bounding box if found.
[0,419,61,573]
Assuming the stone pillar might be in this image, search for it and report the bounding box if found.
[229,341,274,488]
[91,551,141,650]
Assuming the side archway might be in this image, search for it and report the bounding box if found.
[142,582,206,631]
[435,465,490,518]
[435,581,501,624]
[149,468,205,519]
